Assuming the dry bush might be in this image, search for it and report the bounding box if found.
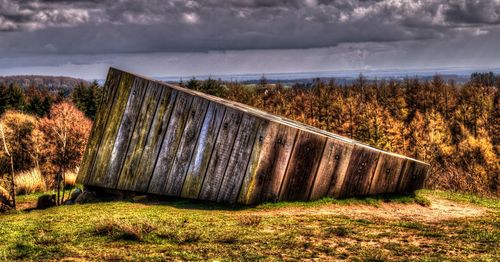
[14,169,46,195]
[0,111,40,174]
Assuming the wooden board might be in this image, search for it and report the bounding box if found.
[340,144,380,197]
[124,87,178,192]
[77,69,122,184]
[181,102,226,199]
[397,159,429,193]
[309,138,354,200]
[340,144,381,197]
[238,122,298,205]
[116,81,164,191]
[101,77,148,188]
[199,108,243,201]
[279,131,326,201]
[163,96,210,196]
[217,114,261,204]
[89,73,134,186]
[148,92,193,195]
[368,153,405,194]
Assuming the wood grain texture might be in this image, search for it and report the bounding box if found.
[101,77,148,188]
[127,87,178,192]
[309,138,354,200]
[369,153,405,194]
[397,159,429,193]
[199,108,243,201]
[77,68,122,184]
[116,81,164,191]
[279,131,327,201]
[148,92,193,195]
[237,121,297,205]
[340,144,381,197]
[163,96,210,196]
[217,114,261,204]
[180,102,226,199]
[89,72,134,186]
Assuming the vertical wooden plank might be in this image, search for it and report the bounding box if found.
[237,122,297,205]
[217,114,261,204]
[340,144,381,198]
[279,131,326,201]
[77,68,122,184]
[89,72,135,186]
[130,87,178,192]
[101,78,148,188]
[368,153,405,195]
[199,108,243,201]
[180,102,226,199]
[163,96,210,196]
[117,81,164,191]
[148,92,193,194]
[309,138,354,200]
[397,159,429,193]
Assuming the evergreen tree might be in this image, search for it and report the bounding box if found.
[71,81,102,120]
[186,77,201,91]
[0,83,25,114]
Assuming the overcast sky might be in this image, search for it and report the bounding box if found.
[1,0,499,79]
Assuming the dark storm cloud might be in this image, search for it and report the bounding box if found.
[0,0,499,55]
[445,0,500,25]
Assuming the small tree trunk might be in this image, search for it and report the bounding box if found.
[61,168,66,204]
[56,169,61,206]
[9,155,15,209]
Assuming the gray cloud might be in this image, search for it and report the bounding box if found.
[0,0,499,79]
[0,0,499,55]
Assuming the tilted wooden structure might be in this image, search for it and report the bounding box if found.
[77,68,429,204]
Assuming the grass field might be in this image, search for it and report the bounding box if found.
[0,190,498,261]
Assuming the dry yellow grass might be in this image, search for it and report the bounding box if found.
[64,168,78,187]
[14,169,46,195]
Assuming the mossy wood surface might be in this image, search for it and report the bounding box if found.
[77,68,430,204]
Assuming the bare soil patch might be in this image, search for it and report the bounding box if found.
[253,196,490,222]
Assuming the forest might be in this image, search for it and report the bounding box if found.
[0,72,498,207]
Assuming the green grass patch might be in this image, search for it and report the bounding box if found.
[420,189,500,209]
[255,192,430,210]
[0,190,498,260]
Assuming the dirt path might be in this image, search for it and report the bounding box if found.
[252,197,491,223]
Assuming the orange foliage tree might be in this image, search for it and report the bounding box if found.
[39,102,91,204]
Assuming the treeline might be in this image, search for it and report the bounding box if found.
[0,81,102,119]
[182,73,499,196]
[0,75,89,93]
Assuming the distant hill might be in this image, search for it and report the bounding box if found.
[0,75,90,91]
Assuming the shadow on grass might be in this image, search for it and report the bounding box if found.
[78,186,429,212]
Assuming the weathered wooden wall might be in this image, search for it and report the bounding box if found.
[77,68,430,204]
